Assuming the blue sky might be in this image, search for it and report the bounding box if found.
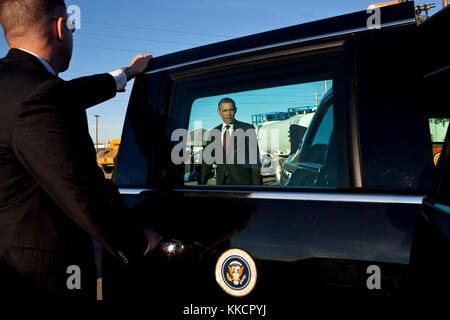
[189,80,331,131]
[0,0,440,142]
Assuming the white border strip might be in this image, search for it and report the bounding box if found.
[119,188,424,204]
[144,18,415,75]
[244,191,424,204]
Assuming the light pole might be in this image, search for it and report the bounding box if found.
[94,115,100,154]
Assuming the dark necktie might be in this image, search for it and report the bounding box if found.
[223,125,230,153]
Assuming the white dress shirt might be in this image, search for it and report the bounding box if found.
[221,121,234,145]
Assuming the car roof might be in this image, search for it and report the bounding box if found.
[146,1,416,74]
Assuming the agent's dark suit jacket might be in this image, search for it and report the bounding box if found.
[0,49,147,299]
[200,120,262,186]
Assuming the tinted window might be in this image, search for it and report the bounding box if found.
[184,81,328,187]
[167,53,350,189]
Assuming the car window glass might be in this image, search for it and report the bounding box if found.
[179,78,347,188]
[166,52,351,189]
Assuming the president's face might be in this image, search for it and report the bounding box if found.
[218,102,236,124]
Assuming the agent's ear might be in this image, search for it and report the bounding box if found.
[56,17,65,41]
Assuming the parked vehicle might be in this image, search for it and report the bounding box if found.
[102,1,450,308]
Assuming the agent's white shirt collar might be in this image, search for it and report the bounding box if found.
[17,48,57,76]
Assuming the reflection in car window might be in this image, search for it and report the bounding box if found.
[181,79,345,188]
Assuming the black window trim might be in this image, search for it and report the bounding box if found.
[144,18,415,76]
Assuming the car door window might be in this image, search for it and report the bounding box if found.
[183,81,328,187]
[167,52,350,189]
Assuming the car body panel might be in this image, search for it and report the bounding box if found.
[103,2,450,304]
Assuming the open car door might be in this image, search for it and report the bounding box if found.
[410,4,450,293]
[411,126,450,292]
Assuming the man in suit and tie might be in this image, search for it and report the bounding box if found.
[200,98,262,186]
[0,0,161,299]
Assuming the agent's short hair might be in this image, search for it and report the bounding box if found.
[218,97,236,110]
[0,0,66,39]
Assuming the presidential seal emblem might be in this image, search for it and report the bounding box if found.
[215,248,257,297]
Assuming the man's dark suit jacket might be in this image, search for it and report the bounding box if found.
[200,120,262,186]
[0,49,147,299]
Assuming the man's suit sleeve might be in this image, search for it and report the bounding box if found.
[51,74,119,110]
[11,75,148,265]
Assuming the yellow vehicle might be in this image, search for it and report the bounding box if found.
[97,139,121,174]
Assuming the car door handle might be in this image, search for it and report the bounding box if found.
[158,239,186,256]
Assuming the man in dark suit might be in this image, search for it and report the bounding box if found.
[0,0,161,299]
[201,98,262,186]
